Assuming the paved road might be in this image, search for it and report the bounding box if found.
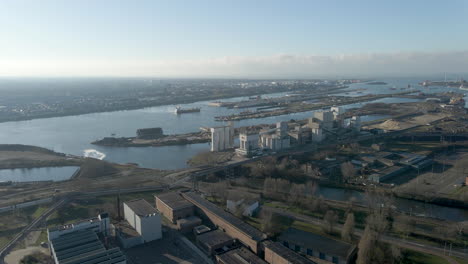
[263,206,467,263]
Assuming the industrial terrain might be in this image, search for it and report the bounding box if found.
[0,81,467,264]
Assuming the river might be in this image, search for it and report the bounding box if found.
[0,77,466,220]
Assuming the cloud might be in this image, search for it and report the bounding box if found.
[1,50,467,78]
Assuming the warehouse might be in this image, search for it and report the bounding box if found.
[49,229,126,264]
[123,199,162,243]
[155,192,195,223]
[263,241,316,264]
[182,192,267,254]
[278,228,356,264]
[216,247,268,264]
[196,229,236,256]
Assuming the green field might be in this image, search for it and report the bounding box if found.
[403,249,451,264]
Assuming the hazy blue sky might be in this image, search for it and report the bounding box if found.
[1,0,467,78]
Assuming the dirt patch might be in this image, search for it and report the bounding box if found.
[4,246,49,264]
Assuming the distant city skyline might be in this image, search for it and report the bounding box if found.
[0,0,467,78]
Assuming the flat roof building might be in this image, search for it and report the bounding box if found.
[211,125,235,152]
[48,213,110,241]
[263,241,316,264]
[196,229,236,256]
[123,199,162,243]
[278,228,356,264]
[182,192,267,254]
[49,229,126,264]
[155,192,195,223]
[216,247,268,264]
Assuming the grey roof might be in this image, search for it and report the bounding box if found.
[156,192,194,210]
[50,230,125,264]
[264,241,316,264]
[216,247,268,264]
[279,228,356,260]
[197,230,234,247]
[124,199,158,217]
[182,192,266,242]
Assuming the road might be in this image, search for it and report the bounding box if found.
[263,206,467,263]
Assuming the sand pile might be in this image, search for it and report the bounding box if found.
[378,119,402,130]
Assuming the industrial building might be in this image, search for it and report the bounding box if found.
[263,241,316,264]
[349,116,361,132]
[226,198,259,217]
[136,127,164,139]
[155,192,195,223]
[211,125,235,152]
[288,126,311,145]
[196,229,236,255]
[308,121,325,142]
[236,132,260,157]
[123,199,162,243]
[48,213,110,241]
[216,247,268,264]
[312,111,334,131]
[49,229,126,264]
[181,192,267,254]
[177,215,203,233]
[361,152,432,183]
[260,122,290,151]
[279,228,356,264]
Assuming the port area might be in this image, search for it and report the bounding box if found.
[213,91,417,121]
[92,131,212,147]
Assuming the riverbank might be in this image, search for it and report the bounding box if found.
[0,83,349,124]
[0,144,82,170]
[214,91,417,121]
[91,131,211,147]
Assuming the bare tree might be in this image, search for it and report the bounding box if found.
[323,210,338,234]
[390,245,402,264]
[259,210,291,237]
[288,183,305,204]
[357,226,375,264]
[340,162,355,182]
[393,215,414,239]
[341,212,355,242]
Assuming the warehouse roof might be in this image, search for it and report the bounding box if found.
[50,230,125,264]
[197,230,234,248]
[156,192,194,210]
[182,192,266,242]
[124,199,158,217]
[264,241,316,264]
[216,247,268,264]
[279,228,356,260]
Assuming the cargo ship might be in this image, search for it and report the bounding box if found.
[174,106,201,114]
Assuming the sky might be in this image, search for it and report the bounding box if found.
[0,0,467,78]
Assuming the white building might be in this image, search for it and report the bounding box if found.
[350,116,361,132]
[260,122,290,151]
[330,106,344,119]
[313,111,334,131]
[48,213,110,241]
[226,199,259,217]
[123,199,162,243]
[309,122,325,142]
[211,125,235,152]
[236,132,259,156]
[330,106,345,127]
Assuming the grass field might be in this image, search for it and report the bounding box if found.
[403,249,451,264]
[0,203,52,249]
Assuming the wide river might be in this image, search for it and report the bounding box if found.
[0,78,446,170]
[0,78,466,221]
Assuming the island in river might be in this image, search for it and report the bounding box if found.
[366,81,388,85]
